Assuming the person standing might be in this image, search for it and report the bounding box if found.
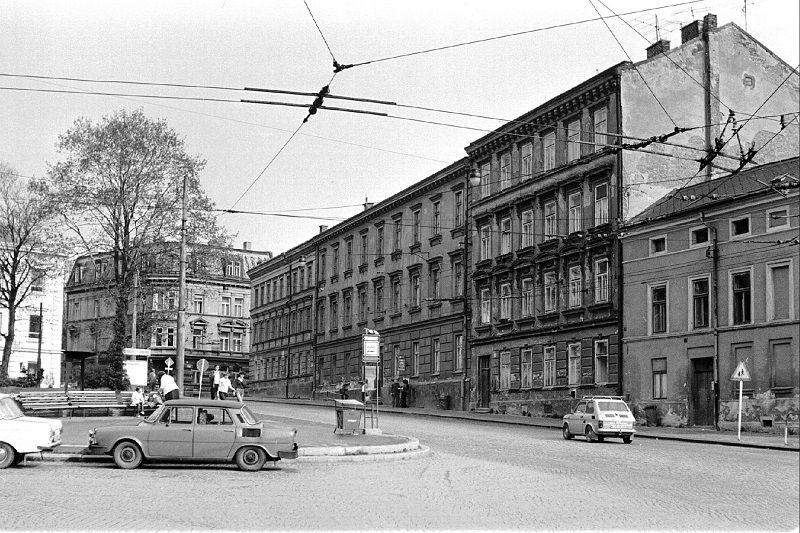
[235,373,247,403]
[147,369,158,393]
[400,379,410,408]
[217,372,232,400]
[391,379,400,408]
[158,371,179,401]
[211,365,221,399]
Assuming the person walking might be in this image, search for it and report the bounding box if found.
[235,373,247,403]
[158,371,179,401]
[391,379,400,408]
[217,372,232,400]
[211,365,221,399]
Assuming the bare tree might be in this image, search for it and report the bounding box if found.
[0,163,65,380]
[36,109,230,389]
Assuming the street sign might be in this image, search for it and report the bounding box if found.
[122,348,151,358]
[363,330,380,363]
[731,361,751,381]
[196,358,209,373]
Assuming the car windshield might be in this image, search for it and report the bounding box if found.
[0,397,25,419]
[241,405,260,424]
[598,401,630,413]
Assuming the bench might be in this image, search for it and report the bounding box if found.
[68,391,133,417]
[16,391,76,416]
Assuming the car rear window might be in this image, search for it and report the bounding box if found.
[241,405,260,424]
[598,401,630,413]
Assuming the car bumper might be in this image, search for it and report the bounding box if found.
[597,428,636,437]
[278,443,299,460]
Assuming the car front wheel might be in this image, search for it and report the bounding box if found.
[0,442,15,469]
[113,441,143,469]
[562,424,574,440]
[235,446,266,471]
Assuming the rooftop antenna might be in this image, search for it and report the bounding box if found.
[742,0,748,32]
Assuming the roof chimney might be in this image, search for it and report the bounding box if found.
[702,13,717,35]
[363,197,374,211]
[646,39,670,58]
[242,241,252,250]
[319,225,328,233]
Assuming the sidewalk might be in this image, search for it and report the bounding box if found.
[250,396,800,452]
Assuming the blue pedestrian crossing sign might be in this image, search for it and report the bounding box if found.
[730,361,751,381]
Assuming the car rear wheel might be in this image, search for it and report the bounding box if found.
[235,446,266,471]
[113,441,143,469]
[585,426,598,443]
[11,452,25,466]
[562,424,574,440]
[0,442,15,469]
[622,435,633,444]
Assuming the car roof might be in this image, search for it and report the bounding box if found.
[162,399,244,408]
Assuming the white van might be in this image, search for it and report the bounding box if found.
[0,393,62,468]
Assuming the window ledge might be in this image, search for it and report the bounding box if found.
[427,301,442,309]
[408,306,421,314]
[562,307,584,317]
[373,315,385,323]
[391,250,402,261]
[374,256,385,267]
[429,235,442,247]
[356,320,368,327]
[389,312,402,319]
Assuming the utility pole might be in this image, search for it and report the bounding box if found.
[176,173,188,391]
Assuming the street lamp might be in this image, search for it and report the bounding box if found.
[462,165,480,410]
[286,255,306,399]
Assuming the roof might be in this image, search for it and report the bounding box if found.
[162,399,245,408]
[628,157,799,225]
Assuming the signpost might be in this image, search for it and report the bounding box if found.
[362,329,380,429]
[122,348,151,359]
[196,358,209,398]
[165,356,174,374]
[730,361,752,441]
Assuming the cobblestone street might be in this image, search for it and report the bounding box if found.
[2,403,797,531]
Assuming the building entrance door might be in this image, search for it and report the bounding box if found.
[478,355,491,409]
[691,357,714,426]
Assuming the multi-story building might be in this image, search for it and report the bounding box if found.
[621,157,798,429]
[63,242,271,393]
[462,14,797,416]
[249,161,476,409]
[0,254,66,387]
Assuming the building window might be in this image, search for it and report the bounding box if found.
[219,332,229,351]
[594,183,609,226]
[567,119,581,162]
[544,201,557,239]
[771,341,794,391]
[374,283,384,315]
[652,358,667,399]
[544,271,558,313]
[521,142,533,180]
[392,277,401,314]
[767,206,790,232]
[544,346,556,387]
[568,342,581,386]
[192,294,204,314]
[393,217,402,251]
[480,161,490,199]
[330,297,338,330]
[595,340,609,383]
[767,262,793,321]
[345,239,353,271]
[500,153,511,190]
[500,217,511,255]
[521,349,532,388]
[500,351,511,390]
[568,266,582,308]
[521,278,534,317]
[361,234,368,265]
[500,283,511,320]
[521,209,534,248]
[233,297,244,317]
[358,287,367,322]
[433,201,441,235]
[317,302,325,332]
[319,251,327,280]
[453,259,463,297]
[454,190,463,227]
[93,300,100,318]
[220,296,231,316]
[691,276,710,329]
[30,269,45,292]
[593,107,607,151]
[691,226,709,246]
[480,225,491,260]
[412,209,421,244]
[393,345,401,377]
[332,246,339,276]
[480,288,491,324]
[455,334,464,372]
[594,259,609,303]
[429,265,441,300]
[28,315,42,338]
[232,332,242,352]
[650,236,666,255]
[410,272,421,308]
[731,270,752,325]
[226,261,242,277]
[433,338,441,373]
[343,292,352,325]
[192,327,204,349]
[568,191,581,234]
[376,226,384,257]
[412,341,419,375]
[730,216,750,238]
[650,284,667,334]
[543,131,556,171]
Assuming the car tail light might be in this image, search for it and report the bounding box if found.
[598,421,604,428]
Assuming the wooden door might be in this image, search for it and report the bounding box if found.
[478,355,491,408]
[691,358,714,426]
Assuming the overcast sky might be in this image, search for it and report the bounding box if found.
[2,0,798,256]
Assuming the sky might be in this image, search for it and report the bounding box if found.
[1,0,798,256]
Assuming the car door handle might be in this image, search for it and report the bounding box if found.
[182,429,192,432]
[222,429,234,433]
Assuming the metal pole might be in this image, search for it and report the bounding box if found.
[737,380,743,441]
[131,269,138,349]
[35,302,43,386]
[176,173,188,393]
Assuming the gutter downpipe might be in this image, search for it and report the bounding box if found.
[701,212,720,430]
[312,241,320,400]
[615,72,625,399]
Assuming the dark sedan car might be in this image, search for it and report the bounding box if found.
[89,399,298,471]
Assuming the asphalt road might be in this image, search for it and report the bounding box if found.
[2,402,797,532]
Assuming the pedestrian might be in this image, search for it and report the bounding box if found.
[217,372,232,400]
[130,387,145,417]
[391,379,400,408]
[158,371,180,401]
[400,379,410,408]
[147,368,158,393]
[211,365,221,399]
[235,373,247,403]
[340,382,349,400]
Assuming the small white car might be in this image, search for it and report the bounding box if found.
[562,396,636,444]
[0,393,63,468]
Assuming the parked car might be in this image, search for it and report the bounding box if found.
[88,399,299,471]
[0,392,63,468]
[562,396,636,444]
